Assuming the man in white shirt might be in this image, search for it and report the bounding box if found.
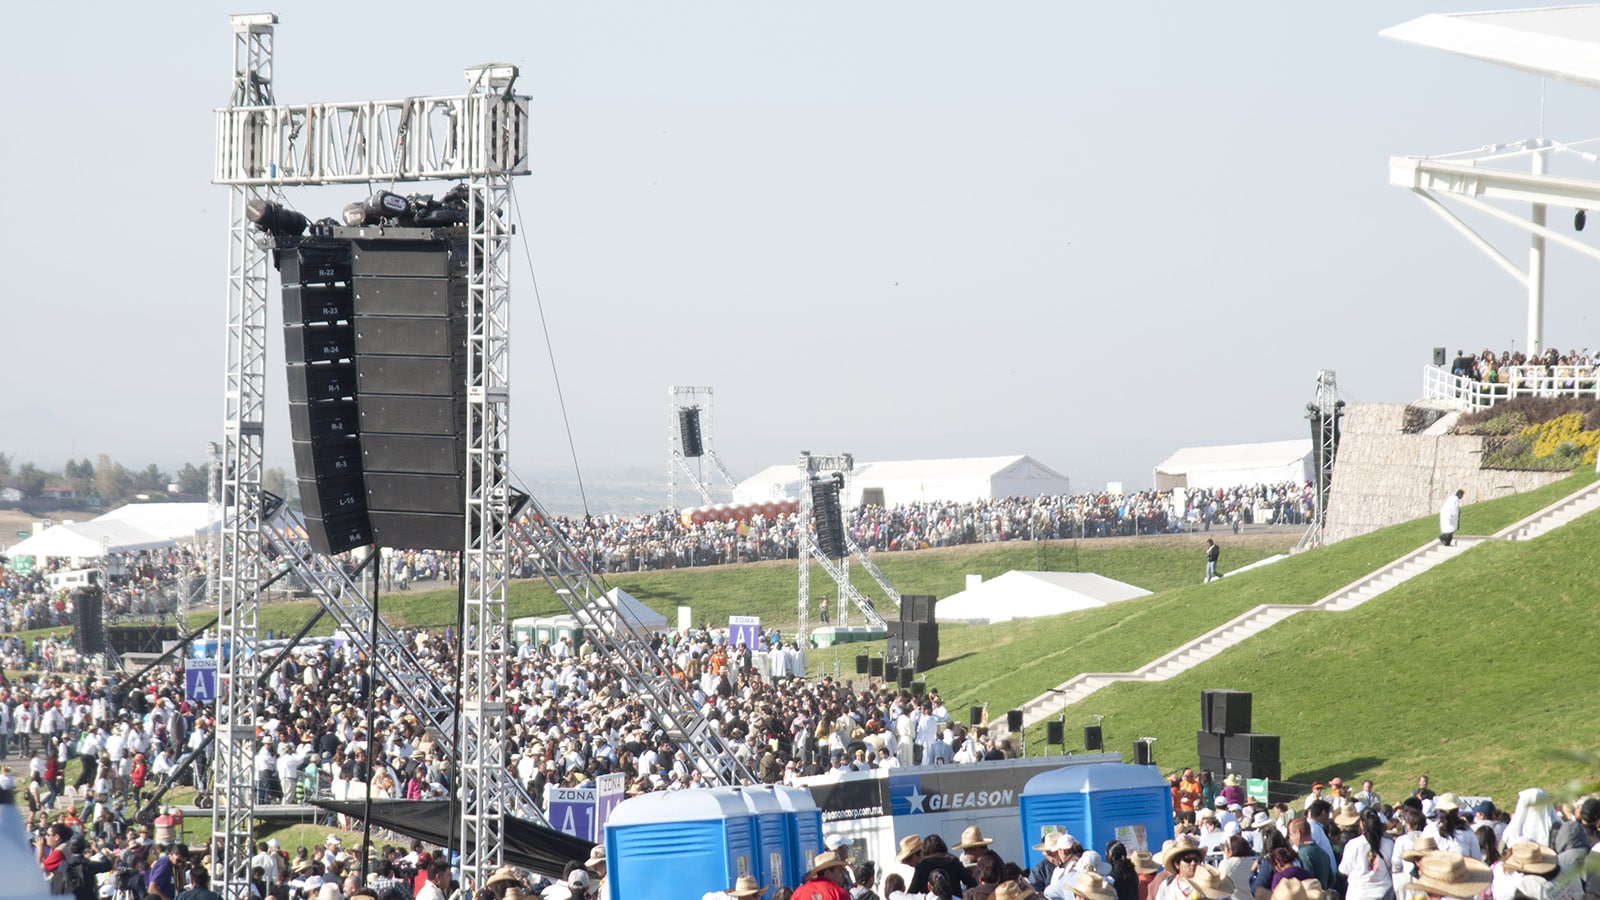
[415,858,451,900]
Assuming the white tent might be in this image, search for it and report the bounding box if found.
[935,571,1150,625]
[588,587,670,634]
[6,520,175,560]
[1152,439,1313,491]
[731,464,807,505]
[96,502,217,542]
[732,455,1072,508]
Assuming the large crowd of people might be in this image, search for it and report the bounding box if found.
[12,605,1600,900]
[517,482,1314,576]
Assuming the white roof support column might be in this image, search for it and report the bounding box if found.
[1528,146,1548,355]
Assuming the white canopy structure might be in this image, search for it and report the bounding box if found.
[590,587,669,634]
[733,455,1072,508]
[5,520,175,560]
[1152,439,1313,491]
[1384,6,1600,356]
[95,502,217,542]
[935,571,1150,625]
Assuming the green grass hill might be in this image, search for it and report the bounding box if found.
[43,468,1594,810]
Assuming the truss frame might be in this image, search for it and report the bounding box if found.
[666,385,739,509]
[213,13,530,893]
[1390,137,1600,356]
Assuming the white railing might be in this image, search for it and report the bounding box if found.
[1421,364,1600,411]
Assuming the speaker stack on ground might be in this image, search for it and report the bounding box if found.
[281,231,469,555]
[1197,689,1280,781]
[886,594,939,674]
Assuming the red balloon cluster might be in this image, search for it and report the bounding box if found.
[679,500,800,527]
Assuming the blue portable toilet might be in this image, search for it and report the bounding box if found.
[605,788,758,900]
[1017,763,1175,869]
[729,786,790,892]
[771,785,823,887]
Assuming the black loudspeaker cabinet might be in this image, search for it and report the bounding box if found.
[884,662,900,684]
[897,669,913,689]
[855,655,870,675]
[1084,725,1103,752]
[1433,347,1448,366]
[868,658,883,678]
[106,624,181,655]
[299,472,367,522]
[281,232,474,553]
[1202,690,1252,735]
[969,706,984,727]
[678,407,704,458]
[1045,721,1064,745]
[1222,758,1281,781]
[911,681,925,696]
[1006,710,1024,732]
[74,590,105,656]
[1197,731,1225,760]
[1223,733,1281,763]
[901,595,936,623]
[809,479,846,559]
[1198,754,1226,778]
[1135,741,1156,767]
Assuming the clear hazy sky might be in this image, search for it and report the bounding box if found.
[5,1,1600,501]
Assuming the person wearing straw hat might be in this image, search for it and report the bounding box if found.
[1042,833,1090,899]
[996,882,1042,900]
[888,834,925,891]
[1067,869,1118,900]
[1422,795,1482,860]
[1337,808,1394,900]
[796,850,852,900]
[583,845,609,900]
[487,866,524,899]
[1406,851,1491,899]
[1151,836,1204,900]
[1491,841,1558,900]
[1268,877,1323,900]
[955,825,998,867]
[1392,834,1439,897]
[1028,828,1066,892]
[910,834,977,894]
[725,875,768,899]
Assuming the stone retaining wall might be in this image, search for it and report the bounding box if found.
[1323,403,1566,544]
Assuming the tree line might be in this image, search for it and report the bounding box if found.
[0,452,289,505]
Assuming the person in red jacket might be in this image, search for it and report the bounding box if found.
[795,851,851,900]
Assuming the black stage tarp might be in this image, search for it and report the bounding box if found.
[312,799,593,878]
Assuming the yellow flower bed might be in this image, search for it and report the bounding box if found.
[1520,412,1600,464]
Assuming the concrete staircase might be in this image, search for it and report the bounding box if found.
[1019,480,1600,726]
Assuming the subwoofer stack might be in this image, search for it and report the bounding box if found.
[1197,689,1279,781]
[281,230,469,555]
[886,594,939,674]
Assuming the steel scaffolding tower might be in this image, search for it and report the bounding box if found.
[666,386,740,509]
[795,452,894,641]
[212,15,275,898]
[212,14,530,892]
[1295,369,1344,552]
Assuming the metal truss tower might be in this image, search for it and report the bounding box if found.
[212,14,530,892]
[795,452,895,641]
[212,16,275,898]
[666,385,739,509]
[1295,369,1343,552]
